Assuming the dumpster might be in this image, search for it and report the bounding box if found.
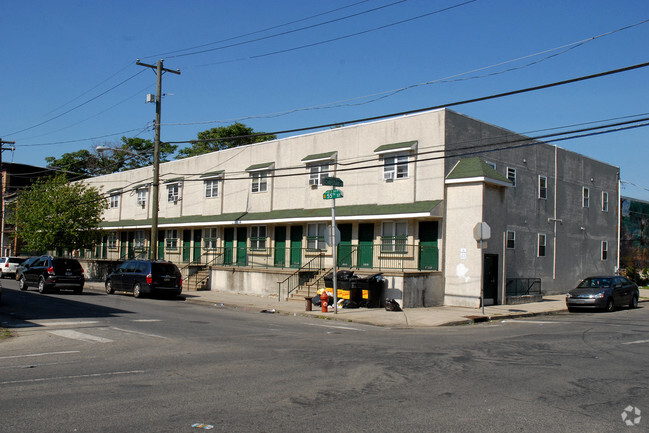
[324,270,355,300]
[353,273,387,308]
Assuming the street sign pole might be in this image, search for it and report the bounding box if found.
[332,187,338,314]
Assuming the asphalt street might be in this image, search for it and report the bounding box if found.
[1,280,648,432]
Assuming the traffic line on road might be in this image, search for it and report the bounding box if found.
[622,339,649,345]
[131,319,161,322]
[0,350,80,360]
[500,320,566,324]
[110,327,168,339]
[0,370,145,385]
[31,320,101,327]
[305,323,365,331]
[47,330,113,343]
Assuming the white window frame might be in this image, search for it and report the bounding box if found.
[165,229,178,249]
[308,163,330,186]
[601,241,608,260]
[110,194,119,209]
[167,183,180,203]
[381,221,408,253]
[383,154,409,181]
[134,230,146,249]
[108,231,118,249]
[538,176,547,200]
[205,179,219,198]
[251,171,268,193]
[203,228,218,249]
[250,226,267,250]
[485,161,496,169]
[602,191,609,212]
[507,167,516,187]
[506,231,515,249]
[538,233,546,257]
[306,223,327,251]
[582,187,590,208]
[136,188,147,207]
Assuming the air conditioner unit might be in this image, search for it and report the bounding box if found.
[383,171,395,181]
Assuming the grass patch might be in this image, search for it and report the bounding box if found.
[0,327,11,339]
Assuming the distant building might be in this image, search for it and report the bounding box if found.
[620,196,649,271]
[80,109,619,308]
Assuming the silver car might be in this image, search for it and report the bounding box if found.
[566,276,639,312]
[0,257,25,279]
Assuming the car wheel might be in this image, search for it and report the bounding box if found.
[38,277,47,294]
[18,275,28,291]
[133,283,143,298]
[73,285,83,295]
[605,297,615,312]
[630,294,639,309]
[105,280,115,295]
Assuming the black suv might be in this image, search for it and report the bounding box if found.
[18,256,85,294]
[105,259,182,298]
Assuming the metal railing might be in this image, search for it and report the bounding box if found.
[277,254,325,300]
[180,253,223,291]
[506,278,542,297]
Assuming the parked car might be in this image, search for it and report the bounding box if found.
[17,256,85,294]
[0,256,25,279]
[566,276,639,312]
[16,256,40,286]
[105,259,182,298]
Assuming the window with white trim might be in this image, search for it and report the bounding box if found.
[136,188,147,207]
[165,229,178,249]
[507,167,516,186]
[582,187,590,208]
[506,231,515,249]
[601,241,608,260]
[538,233,546,257]
[381,221,408,253]
[306,223,327,251]
[205,179,219,198]
[308,163,329,186]
[251,171,268,193]
[134,230,146,249]
[383,154,408,180]
[250,226,267,250]
[602,191,609,212]
[108,232,118,249]
[110,194,119,209]
[167,183,180,203]
[203,228,218,249]
[538,176,547,199]
[486,161,496,169]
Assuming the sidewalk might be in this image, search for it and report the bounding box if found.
[87,282,649,328]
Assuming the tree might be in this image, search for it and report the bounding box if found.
[45,137,177,179]
[12,174,107,254]
[177,122,276,158]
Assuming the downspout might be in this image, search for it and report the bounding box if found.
[553,144,558,280]
[617,175,621,274]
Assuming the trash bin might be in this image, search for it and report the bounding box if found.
[324,270,354,300]
[352,273,386,308]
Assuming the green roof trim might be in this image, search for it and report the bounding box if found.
[246,162,274,171]
[132,183,149,190]
[374,141,417,154]
[98,201,442,228]
[107,188,122,194]
[200,170,225,179]
[301,151,337,162]
[163,177,184,184]
[446,158,511,184]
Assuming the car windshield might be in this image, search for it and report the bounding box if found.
[577,278,612,289]
[8,257,23,264]
[151,263,179,275]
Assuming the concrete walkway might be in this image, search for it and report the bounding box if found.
[87,282,649,328]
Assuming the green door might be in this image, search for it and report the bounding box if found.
[357,223,374,268]
[223,228,234,265]
[193,229,202,263]
[274,226,287,267]
[236,227,247,266]
[418,221,439,271]
[120,232,128,259]
[290,226,303,268]
[101,235,108,259]
[182,230,191,262]
[337,224,353,267]
[158,230,165,260]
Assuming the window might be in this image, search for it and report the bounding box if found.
[538,176,547,199]
[165,229,178,249]
[250,226,267,250]
[601,241,608,261]
[136,188,147,207]
[134,230,146,249]
[309,164,329,186]
[167,184,180,203]
[507,167,516,186]
[205,179,219,198]
[383,154,408,180]
[538,233,546,257]
[506,231,515,249]
[485,161,496,169]
[110,194,119,209]
[203,228,218,249]
[108,232,118,249]
[582,187,590,208]
[602,192,609,212]
[381,221,408,252]
[251,171,268,193]
[307,223,327,251]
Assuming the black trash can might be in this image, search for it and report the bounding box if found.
[324,270,355,300]
[351,276,370,307]
[366,274,387,308]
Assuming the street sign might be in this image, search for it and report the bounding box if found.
[325,225,341,246]
[473,222,491,241]
[323,177,344,187]
[323,189,343,200]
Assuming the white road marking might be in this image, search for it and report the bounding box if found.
[0,370,145,385]
[131,319,161,322]
[622,339,649,345]
[0,350,80,360]
[31,320,100,326]
[47,330,113,343]
[500,320,565,324]
[305,323,365,331]
[110,327,167,339]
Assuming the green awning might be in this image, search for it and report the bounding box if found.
[246,162,274,171]
[163,177,184,184]
[446,158,511,185]
[200,170,225,179]
[374,141,417,154]
[301,151,337,163]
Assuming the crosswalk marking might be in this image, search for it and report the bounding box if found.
[47,330,113,343]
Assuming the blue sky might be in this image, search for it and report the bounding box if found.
[2,0,649,198]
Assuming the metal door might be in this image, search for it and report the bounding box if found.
[357,223,374,268]
[236,227,247,266]
[274,226,286,267]
[337,224,353,267]
[290,226,303,268]
[418,221,439,270]
[223,228,234,265]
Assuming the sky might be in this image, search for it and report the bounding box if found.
[2,0,649,199]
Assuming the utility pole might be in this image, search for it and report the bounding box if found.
[0,139,16,256]
[136,59,180,260]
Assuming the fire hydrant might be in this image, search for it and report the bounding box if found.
[320,290,329,313]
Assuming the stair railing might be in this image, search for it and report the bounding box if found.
[277,253,324,301]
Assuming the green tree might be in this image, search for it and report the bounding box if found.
[177,122,276,158]
[12,175,107,254]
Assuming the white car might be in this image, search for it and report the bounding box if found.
[0,257,25,279]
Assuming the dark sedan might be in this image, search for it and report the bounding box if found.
[566,276,639,312]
